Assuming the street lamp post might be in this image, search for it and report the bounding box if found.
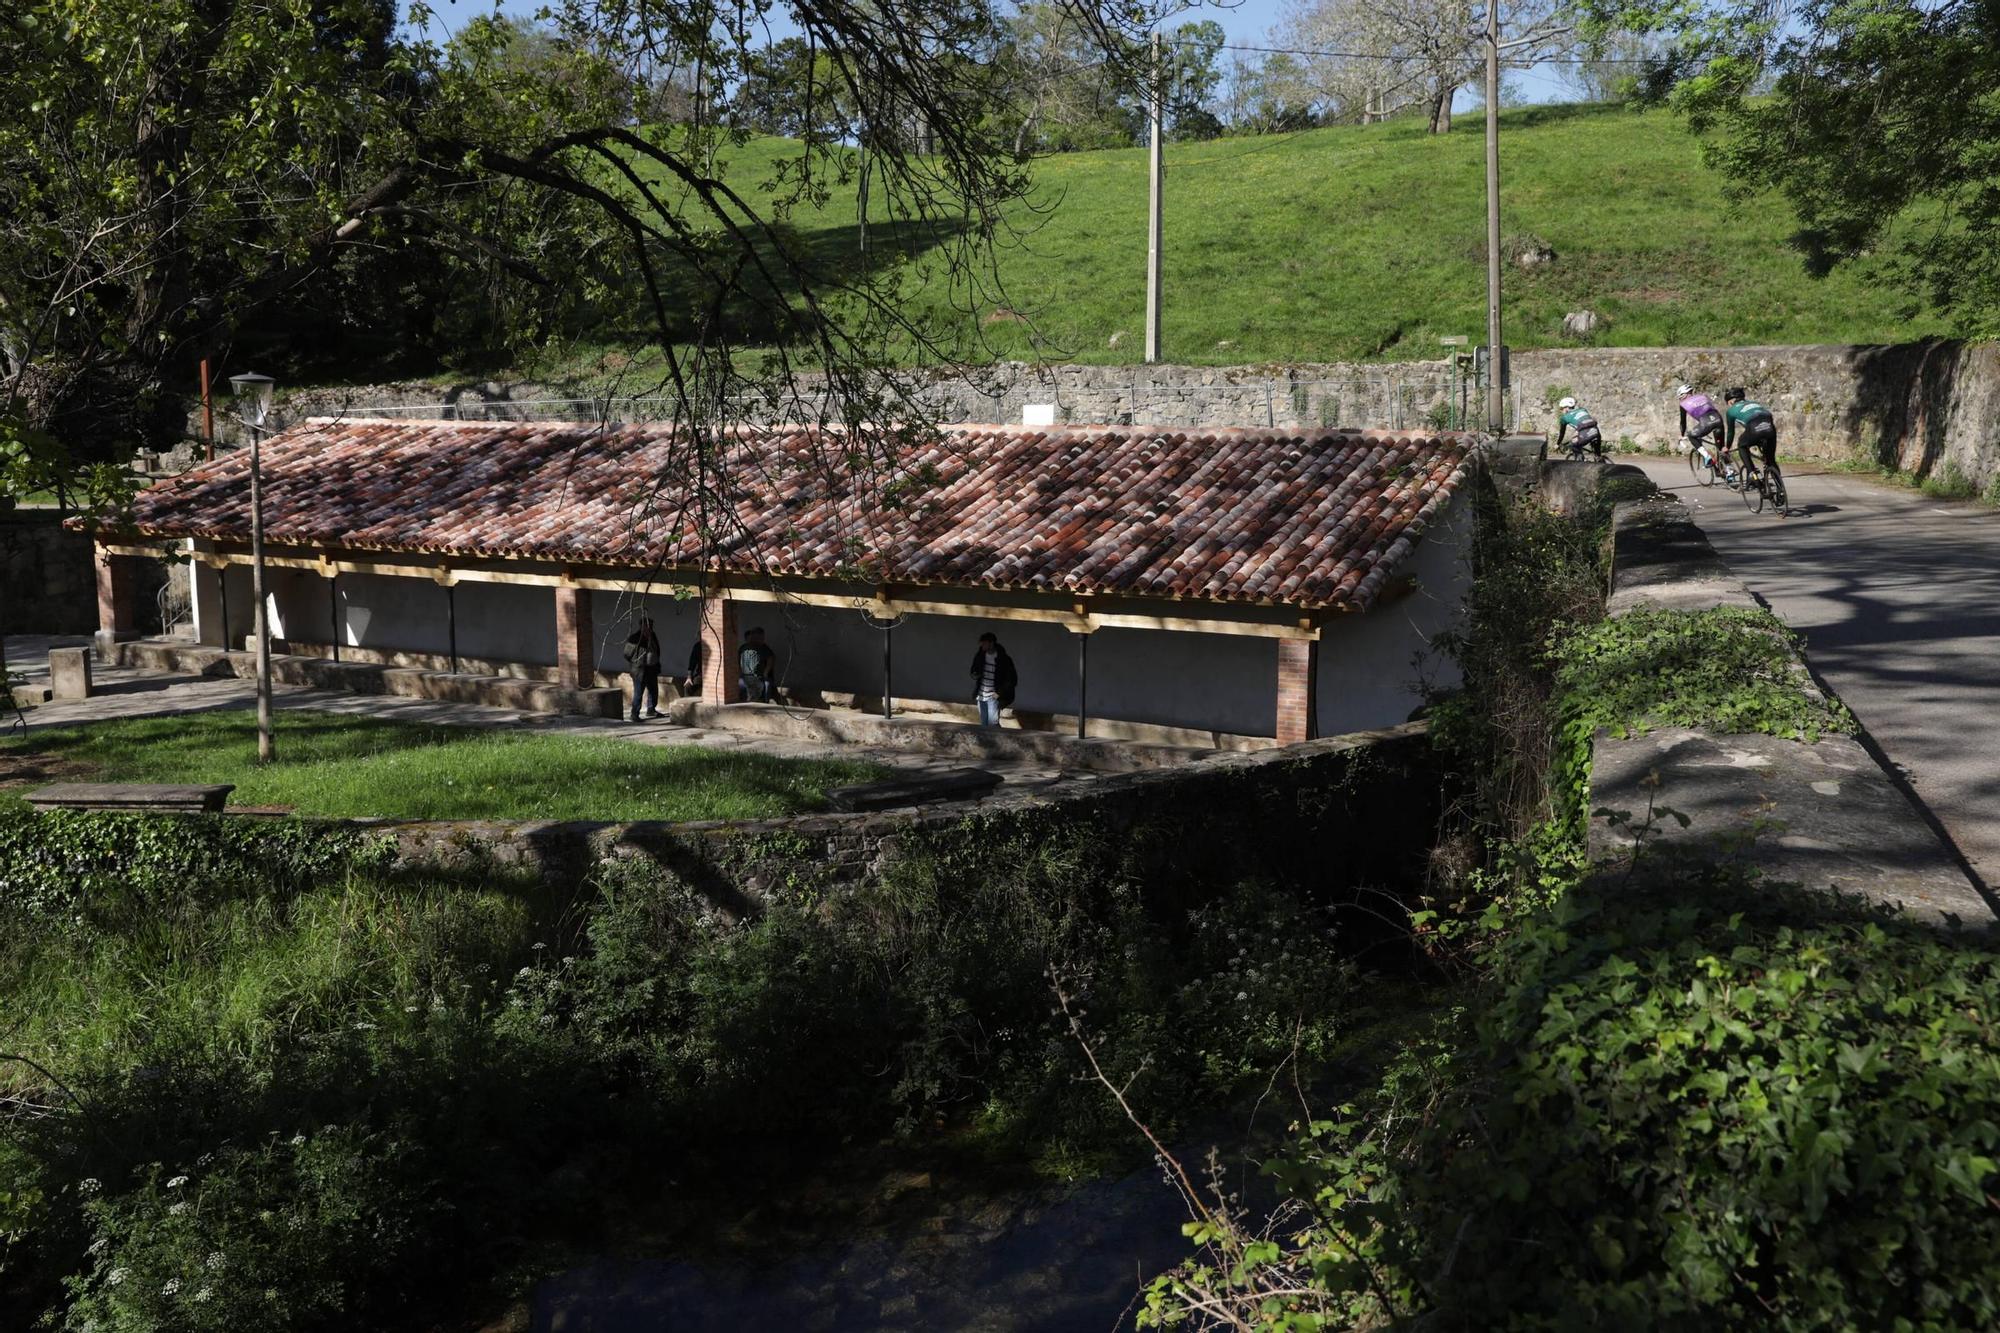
[1484,1,1504,432]
[229,372,278,764]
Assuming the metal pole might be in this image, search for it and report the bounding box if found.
[1484,1,1505,432]
[883,625,894,719]
[1144,30,1164,365]
[1076,634,1088,740]
[249,425,275,763]
[446,584,458,674]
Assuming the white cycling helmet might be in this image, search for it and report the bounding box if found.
[1558,396,1577,410]
[1675,383,1694,398]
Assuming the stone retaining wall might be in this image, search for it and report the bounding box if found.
[2,511,176,636]
[200,342,2000,484]
[366,722,1440,902]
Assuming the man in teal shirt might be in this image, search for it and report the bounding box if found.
[1553,396,1606,461]
[1724,387,1779,478]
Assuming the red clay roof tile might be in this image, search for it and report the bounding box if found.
[114,420,1474,613]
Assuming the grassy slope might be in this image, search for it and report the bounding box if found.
[517,102,1943,385]
[0,711,882,821]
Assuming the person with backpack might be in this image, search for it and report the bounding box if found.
[622,616,662,722]
[1553,396,1607,461]
[738,627,775,703]
[968,631,1018,727]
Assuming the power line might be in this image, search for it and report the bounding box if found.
[1186,37,1665,66]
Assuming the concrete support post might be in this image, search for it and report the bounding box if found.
[555,585,592,689]
[93,544,142,661]
[1276,639,1319,746]
[699,595,739,703]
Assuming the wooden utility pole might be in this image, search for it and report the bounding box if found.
[1145,30,1164,365]
[1483,1,1504,431]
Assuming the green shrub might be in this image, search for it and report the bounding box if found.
[60,1127,439,1333]
[1557,606,1855,742]
[0,809,388,932]
[1147,878,2000,1330]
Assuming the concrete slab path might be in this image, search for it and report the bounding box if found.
[5,669,1089,800]
[1634,456,2000,893]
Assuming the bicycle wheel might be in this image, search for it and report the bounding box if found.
[1768,468,1788,514]
[1742,467,1767,514]
[1689,444,1716,487]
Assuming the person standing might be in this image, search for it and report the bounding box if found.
[738,626,775,703]
[968,631,1017,727]
[622,616,662,721]
[684,639,705,696]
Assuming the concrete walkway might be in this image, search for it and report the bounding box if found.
[1634,456,2000,891]
[5,667,1088,798]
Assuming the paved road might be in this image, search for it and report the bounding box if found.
[1635,457,2000,891]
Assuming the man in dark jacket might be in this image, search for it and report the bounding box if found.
[969,631,1018,727]
[738,627,775,702]
[622,617,662,721]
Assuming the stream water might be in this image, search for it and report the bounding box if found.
[529,1159,1202,1332]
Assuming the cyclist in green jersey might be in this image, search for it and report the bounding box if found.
[1553,396,1607,461]
[1724,387,1779,478]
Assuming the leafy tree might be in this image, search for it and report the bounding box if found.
[0,0,1166,548]
[1275,0,1577,133]
[1614,0,2000,333]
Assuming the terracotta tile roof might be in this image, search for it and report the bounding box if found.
[115,420,1475,612]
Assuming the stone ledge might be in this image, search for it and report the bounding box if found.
[665,700,1222,772]
[1607,494,1764,617]
[112,639,623,718]
[1588,727,1992,929]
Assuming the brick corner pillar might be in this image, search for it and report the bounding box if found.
[699,595,739,703]
[555,585,593,689]
[93,543,142,661]
[1275,638,1319,746]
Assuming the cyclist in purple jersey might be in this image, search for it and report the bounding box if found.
[1677,384,1734,482]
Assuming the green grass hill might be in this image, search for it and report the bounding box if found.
[533,101,1946,382]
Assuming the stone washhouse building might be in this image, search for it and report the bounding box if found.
[90,419,1476,748]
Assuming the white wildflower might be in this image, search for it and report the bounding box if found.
[193,1288,214,1304]
[289,1133,306,1147]
[166,1175,189,1189]
[107,1268,129,1287]
[168,1201,188,1216]
[79,1178,101,1194]
[162,1279,180,1296]
[204,1251,227,1271]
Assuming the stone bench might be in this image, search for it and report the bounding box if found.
[25,783,234,814]
[826,767,1003,812]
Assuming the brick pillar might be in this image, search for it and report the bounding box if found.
[93,544,141,660]
[555,586,592,689]
[1276,638,1319,746]
[699,595,739,703]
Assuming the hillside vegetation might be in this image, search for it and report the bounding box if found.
[526,101,1946,386]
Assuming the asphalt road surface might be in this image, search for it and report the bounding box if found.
[1635,456,2000,893]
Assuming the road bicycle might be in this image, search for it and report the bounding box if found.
[1684,435,1732,488]
[1738,449,1789,515]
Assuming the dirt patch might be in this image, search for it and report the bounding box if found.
[0,749,100,788]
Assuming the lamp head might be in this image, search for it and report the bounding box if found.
[228,372,276,427]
